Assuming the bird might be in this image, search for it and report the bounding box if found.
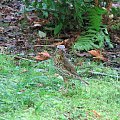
[53,45,89,90]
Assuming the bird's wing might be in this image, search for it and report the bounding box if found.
[63,57,89,85]
[63,57,78,75]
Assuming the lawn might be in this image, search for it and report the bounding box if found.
[0,54,120,120]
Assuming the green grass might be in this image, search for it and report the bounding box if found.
[0,54,120,120]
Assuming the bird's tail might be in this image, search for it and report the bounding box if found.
[75,76,89,85]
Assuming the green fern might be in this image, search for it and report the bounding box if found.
[88,7,106,31]
[74,0,85,28]
[74,6,113,51]
[74,38,95,51]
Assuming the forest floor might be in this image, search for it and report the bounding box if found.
[0,0,120,120]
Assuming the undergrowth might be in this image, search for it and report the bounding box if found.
[0,54,120,120]
[74,6,113,51]
[22,1,114,51]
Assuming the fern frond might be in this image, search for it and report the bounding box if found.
[74,6,113,51]
[74,37,94,51]
[74,1,85,27]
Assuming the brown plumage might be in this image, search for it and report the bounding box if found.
[53,45,89,87]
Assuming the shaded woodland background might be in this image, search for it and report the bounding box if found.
[0,0,120,65]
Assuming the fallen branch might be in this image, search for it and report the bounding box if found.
[90,71,120,79]
[34,45,55,48]
[14,56,37,63]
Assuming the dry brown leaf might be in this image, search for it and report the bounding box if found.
[91,110,101,118]
[33,19,49,26]
[88,50,108,61]
[88,50,100,56]
[35,51,51,61]
[52,39,69,46]
[52,38,76,48]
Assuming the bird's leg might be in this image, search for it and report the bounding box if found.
[59,77,68,93]
[63,77,69,92]
[71,82,76,89]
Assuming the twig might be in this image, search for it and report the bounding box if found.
[35,39,63,42]
[90,71,120,79]
[34,45,56,47]
[14,56,37,63]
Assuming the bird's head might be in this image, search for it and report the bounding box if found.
[55,45,66,56]
[57,45,66,51]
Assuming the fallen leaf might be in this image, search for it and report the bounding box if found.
[52,39,69,46]
[88,50,100,57]
[35,51,51,61]
[88,50,108,61]
[34,19,49,25]
[91,110,101,118]
[52,38,75,48]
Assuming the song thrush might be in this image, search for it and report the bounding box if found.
[53,45,89,89]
